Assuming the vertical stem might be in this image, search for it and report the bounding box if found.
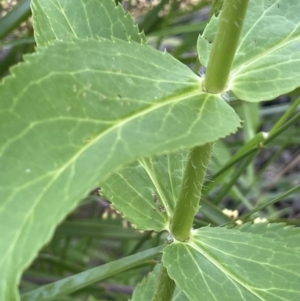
[151,266,176,301]
[170,143,212,242]
[155,0,251,297]
[241,102,256,183]
[203,0,249,94]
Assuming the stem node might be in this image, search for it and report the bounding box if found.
[203,0,250,94]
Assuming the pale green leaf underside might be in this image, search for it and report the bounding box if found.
[31,0,145,46]
[198,0,300,101]
[164,226,300,301]
[101,151,188,232]
[0,39,239,300]
[131,263,189,301]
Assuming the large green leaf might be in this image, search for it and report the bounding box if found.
[163,226,300,301]
[0,38,239,300]
[131,263,189,301]
[101,152,188,232]
[31,0,145,46]
[198,0,300,102]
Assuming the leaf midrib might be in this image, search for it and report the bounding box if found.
[111,170,167,227]
[139,157,171,226]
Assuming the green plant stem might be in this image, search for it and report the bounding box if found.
[169,0,250,240]
[269,96,300,135]
[170,143,212,241]
[151,266,176,301]
[241,102,256,183]
[203,147,259,195]
[204,110,300,195]
[265,111,300,145]
[213,151,256,205]
[203,0,249,94]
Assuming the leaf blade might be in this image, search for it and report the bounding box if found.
[0,38,240,300]
[131,263,189,301]
[31,0,145,46]
[163,226,300,301]
[101,152,188,232]
[233,222,300,250]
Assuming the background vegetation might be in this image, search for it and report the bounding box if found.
[0,0,299,300]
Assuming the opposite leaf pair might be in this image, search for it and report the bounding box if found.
[1,0,300,300]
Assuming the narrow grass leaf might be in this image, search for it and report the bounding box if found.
[0,0,31,40]
[21,246,164,301]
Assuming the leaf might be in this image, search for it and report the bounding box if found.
[163,226,300,301]
[197,15,217,70]
[21,246,164,301]
[172,289,189,301]
[130,264,161,301]
[198,0,300,102]
[31,0,145,46]
[131,263,189,301]
[102,147,233,231]
[233,222,300,250]
[0,38,240,300]
[101,152,188,232]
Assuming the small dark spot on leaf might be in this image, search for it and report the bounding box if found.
[152,193,158,204]
[158,205,166,213]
